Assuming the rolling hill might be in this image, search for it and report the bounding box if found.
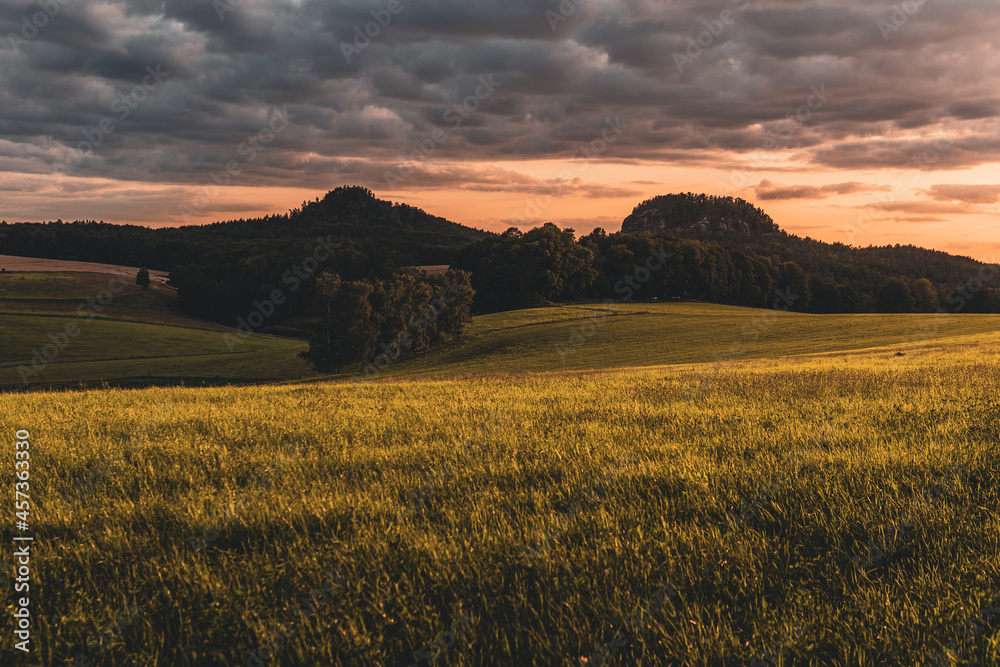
[7,266,1000,390]
[0,186,488,273]
[350,301,1000,381]
[0,271,311,389]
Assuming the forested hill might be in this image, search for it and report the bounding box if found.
[454,193,998,315]
[0,186,486,272]
[0,186,488,329]
[623,193,781,235]
[2,188,997,327]
[621,193,988,302]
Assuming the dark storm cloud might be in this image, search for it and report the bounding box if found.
[0,0,998,192]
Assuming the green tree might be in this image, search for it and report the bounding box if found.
[302,273,377,372]
[808,276,845,314]
[136,267,150,289]
[877,277,915,313]
[453,224,595,312]
[431,269,475,339]
[777,262,811,312]
[911,278,939,313]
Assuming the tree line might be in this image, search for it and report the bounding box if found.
[4,187,998,375]
[302,269,474,373]
[451,224,1000,314]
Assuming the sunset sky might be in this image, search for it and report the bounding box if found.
[1,0,999,261]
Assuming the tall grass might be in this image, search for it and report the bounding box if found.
[1,339,998,665]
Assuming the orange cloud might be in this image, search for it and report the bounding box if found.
[921,184,1000,204]
[754,180,889,200]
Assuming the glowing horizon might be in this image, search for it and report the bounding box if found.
[1,0,998,262]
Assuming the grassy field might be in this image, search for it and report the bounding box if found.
[6,270,1000,390]
[0,314,311,388]
[363,302,1000,380]
[0,272,212,327]
[0,272,312,389]
[2,334,997,665]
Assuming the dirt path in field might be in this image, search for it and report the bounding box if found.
[0,255,170,284]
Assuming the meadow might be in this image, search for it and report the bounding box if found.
[1,329,998,665]
[7,270,1000,391]
[0,272,312,389]
[381,302,1000,379]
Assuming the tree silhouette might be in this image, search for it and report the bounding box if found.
[877,278,915,313]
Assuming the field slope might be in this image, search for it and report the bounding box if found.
[1,333,997,665]
[373,302,1000,380]
[0,271,311,389]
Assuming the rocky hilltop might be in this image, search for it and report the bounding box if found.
[621,193,778,236]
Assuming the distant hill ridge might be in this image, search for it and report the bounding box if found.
[0,186,487,271]
[2,186,997,325]
[619,191,994,285]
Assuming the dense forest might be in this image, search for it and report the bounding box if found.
[0,186,486,332]
[2,189,998,364]
[452,194,999,315]
[303,269,474,374]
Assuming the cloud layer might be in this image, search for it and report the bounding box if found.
[0,0,999,235]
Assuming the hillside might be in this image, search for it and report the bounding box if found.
[3,188,999,341]
[1,187,491,330]
[8,274,1000,389]
[651,222,990,301]
[622,193,781,235]
[0,271,204,326]
[614,193,994,311]
[351,302,1000,381]
[0,186,486,272]
[0,271,310,389]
